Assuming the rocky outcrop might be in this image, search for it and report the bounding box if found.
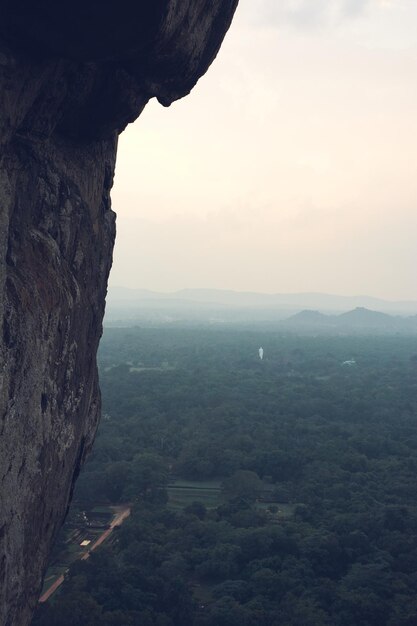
[0,3,238,625]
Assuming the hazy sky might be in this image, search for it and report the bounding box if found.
[110,0,417,299]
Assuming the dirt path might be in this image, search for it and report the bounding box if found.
[39,574,65,603]
[81,506,131,559]
[39,505,131,603]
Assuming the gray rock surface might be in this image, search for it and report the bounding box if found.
[0,2,238,624]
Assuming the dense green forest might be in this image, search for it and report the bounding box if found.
[33,328,417,625]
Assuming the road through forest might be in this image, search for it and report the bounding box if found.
[39,505,131,603]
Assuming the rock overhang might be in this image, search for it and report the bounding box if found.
[0,2,238,625]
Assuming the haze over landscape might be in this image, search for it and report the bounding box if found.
[16,2,417,624]
[110,0,417,301]
[105,286,417,330]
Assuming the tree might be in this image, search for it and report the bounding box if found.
[124,452,168,502]
[221,471,264,504]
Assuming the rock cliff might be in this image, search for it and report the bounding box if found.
[0,2,238,624]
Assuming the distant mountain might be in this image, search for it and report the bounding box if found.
[283,307,417,334]
[338,307,397,327]
[107,287,417,315]
[285,310,329,324]
[108,287,175,302]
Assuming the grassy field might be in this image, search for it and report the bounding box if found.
[167,480,297,518]
[90,505,113,514]
[255,501,297,519]
[167,480,222,510]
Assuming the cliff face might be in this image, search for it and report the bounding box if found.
[0,3,238,625]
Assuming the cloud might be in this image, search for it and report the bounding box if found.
[343,0,370,16]
[239,0,372,29]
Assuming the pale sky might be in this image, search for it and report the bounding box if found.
[110,0,417,300]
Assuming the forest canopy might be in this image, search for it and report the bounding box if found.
[33,328,417,626]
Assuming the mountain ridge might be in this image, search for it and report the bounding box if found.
[107,286,417,314]
[282,306,417,333]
